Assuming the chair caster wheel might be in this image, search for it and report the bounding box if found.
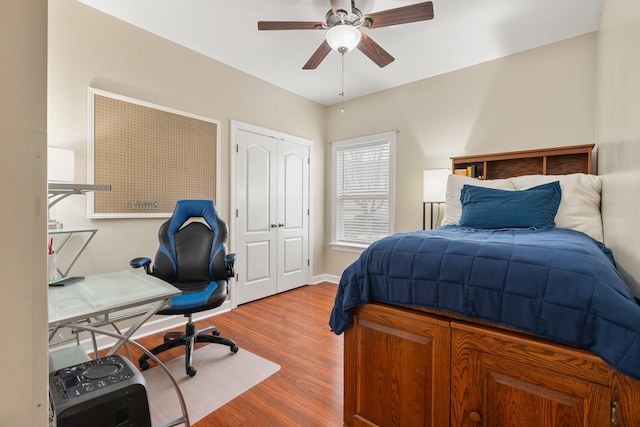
[231,345,239,353]
[139,360,150,371]
[187,367,197,377]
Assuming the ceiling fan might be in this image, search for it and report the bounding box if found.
[257,0,434,70]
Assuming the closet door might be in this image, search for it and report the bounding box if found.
[235,129,278,304]
[277,140,309,293]
[233,123,310,305]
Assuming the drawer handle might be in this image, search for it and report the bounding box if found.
[469,411,482,422]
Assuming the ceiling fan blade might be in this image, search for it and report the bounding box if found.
[258,21,325,31]
[303,40,332,70]
[357,34,394,68]
[364,1,434,29]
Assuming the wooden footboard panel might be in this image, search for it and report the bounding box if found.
[343,303,640,427]
[344,303,451,427]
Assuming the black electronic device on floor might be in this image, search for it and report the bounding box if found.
[49,355,151,427]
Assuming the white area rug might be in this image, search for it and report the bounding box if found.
[142,345,280,425]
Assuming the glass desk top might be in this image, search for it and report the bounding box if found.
[48,270,180,327]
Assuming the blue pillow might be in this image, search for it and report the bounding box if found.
[459,181,562,230]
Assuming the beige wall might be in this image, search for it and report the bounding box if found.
[48,0,326,277]
[596,0,640,295]
[0,0,49,425]
[324,33,598,276]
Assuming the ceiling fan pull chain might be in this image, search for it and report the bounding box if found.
[340,52,345,114]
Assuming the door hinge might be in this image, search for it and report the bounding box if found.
[307,259,310,266]
[611,401,619,425]
[236,143,239,153]
[235,273,239,281]
[235,209,239,218]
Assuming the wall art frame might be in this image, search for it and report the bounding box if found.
[87,87,220,218]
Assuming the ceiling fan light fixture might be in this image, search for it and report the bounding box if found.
[326,25,361,53]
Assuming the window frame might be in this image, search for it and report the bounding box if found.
[330,131,396,252]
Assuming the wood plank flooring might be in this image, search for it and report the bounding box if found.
[119,282,344,427]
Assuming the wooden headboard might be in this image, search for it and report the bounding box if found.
[450,144,594,180]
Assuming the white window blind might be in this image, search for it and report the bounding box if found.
[332,132,395,248]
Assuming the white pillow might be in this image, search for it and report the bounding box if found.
[441,174,516,226]
[441,173,603,242]
[510,174,603,242]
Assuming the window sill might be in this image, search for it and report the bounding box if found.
[329,242,368,253]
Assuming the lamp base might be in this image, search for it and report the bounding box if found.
[422,202,442,230]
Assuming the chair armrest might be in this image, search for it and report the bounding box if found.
[130,257,152,274]
[224,253,236,278]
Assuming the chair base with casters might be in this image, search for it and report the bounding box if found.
[130,199,239,377]
[138,314,239,377]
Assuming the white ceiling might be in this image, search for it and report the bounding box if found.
[79,0,603,106]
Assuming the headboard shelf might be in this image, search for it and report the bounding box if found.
[451,144,594,179]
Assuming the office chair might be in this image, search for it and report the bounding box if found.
[131,200,238,377]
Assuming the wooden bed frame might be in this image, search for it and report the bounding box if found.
[343,144,640,427]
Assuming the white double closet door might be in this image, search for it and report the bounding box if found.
[232,121,310,305]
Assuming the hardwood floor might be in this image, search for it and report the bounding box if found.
[123,282,344,427]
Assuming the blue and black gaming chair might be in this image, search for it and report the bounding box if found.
[131,200,238,377]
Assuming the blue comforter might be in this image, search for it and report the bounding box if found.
[329,226,640,381]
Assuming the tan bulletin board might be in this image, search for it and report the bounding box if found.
[87,88,220,218]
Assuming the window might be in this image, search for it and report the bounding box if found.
[331,131,395,250]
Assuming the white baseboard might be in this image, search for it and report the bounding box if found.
[311,273,339,284]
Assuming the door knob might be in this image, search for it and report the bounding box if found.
[469,412,482,423]
[270,223,278,228]
[278,223,285,227]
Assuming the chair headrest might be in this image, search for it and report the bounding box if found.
[168,200,219,237]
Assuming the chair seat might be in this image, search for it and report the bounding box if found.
[158,279,228,316]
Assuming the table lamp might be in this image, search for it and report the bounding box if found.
[422,169,450,230]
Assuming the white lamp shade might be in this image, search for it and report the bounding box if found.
[48,146,75,182]
[423,169,450,202]
[326,25,361,52]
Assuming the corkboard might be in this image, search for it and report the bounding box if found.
[88,88,219,218]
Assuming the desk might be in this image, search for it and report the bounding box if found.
[48,270,190,427]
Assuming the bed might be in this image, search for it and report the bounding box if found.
[330,145,640,427]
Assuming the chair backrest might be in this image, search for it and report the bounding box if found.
[153,200,228,286]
